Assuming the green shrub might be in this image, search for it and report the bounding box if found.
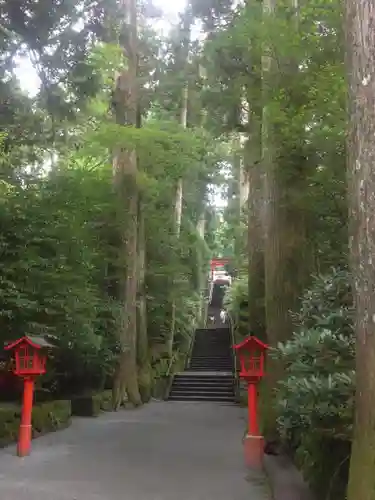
[273,269,354,499]
[0,180,119,398]
[0,400,71,447]
[0,405,19,446]
[32,400,71,434]
[223,272,265,341]
[223,274,248,333]
[295,434,351,500]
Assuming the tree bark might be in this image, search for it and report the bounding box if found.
[262,0,312,439]
[346,2,375,498]
[246,137,265,340]
[166,10,192,358]
[174,83,188,237]
[233,136,245,264]
[245,0,265,340]
[112,0,142,408]
[137,198,152,403]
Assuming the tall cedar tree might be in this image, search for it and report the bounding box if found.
[112,0,142,407]
[262,0,313,439]
[346,1,375,498]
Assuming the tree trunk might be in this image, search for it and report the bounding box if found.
[246,137,265,340]
[346,2,375,498]
[137,199,152,403]
[112,160,142,408]
[239,152,250,210]
[167,18,191,357]
[262,0,311,439]
[245,1,265,340]
[196,210,207,327]
[261,0,278,434]
[232,136,246,265]
[112,0,142,408]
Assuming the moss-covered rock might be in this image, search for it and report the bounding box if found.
[0,400,71,447]
[71,394,101,417]
[98,390,113,411]
[152,376,172,400]
[71,390,124,414]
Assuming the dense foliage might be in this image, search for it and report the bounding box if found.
[0,0,364,496]
[205,0,354,497]
[0,0,220,402]
[0,169,118,394]
[273,270,354,498]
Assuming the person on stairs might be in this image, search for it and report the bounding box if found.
[220,309,227,323]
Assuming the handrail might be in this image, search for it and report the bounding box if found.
[166,349,179,377]
[228,312,240,392]
[185,326,196,369]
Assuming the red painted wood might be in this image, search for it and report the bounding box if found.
[5,336,52,457]
[234,336,268,351]
[17,378,34,457]
[5,336,43,351]
[234,336,269,382]
[6,339,46,377]
[248,383,259,436]
[210,258,230,271]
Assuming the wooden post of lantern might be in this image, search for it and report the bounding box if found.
[234,336,268,469]
[5,336,54,457]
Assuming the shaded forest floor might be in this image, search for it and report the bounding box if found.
[0,401,270,500]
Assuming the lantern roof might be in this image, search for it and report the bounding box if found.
[4,335,55,351]
[234,336,269,352]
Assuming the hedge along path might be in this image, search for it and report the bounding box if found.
[0,389,115,449]
[0,401,271,500]
[0,400,71,447]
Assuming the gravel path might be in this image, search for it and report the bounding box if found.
[0,401,271,500]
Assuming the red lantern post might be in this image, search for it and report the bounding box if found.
[234,336,268,468]
[5,336,53,457]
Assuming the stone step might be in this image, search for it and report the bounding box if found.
[191,354,232,358]
[168,324,235,403]
[190,359,232,364]
[192,347,231,351]
[189,365,233,369]
[172,377,234,385]
[172,382,234,390]
[173,376,234,383]
[191,351,231,357]
[168,394,235,402]
[170,387,234,396]
[193,340,231,344]
[193,349,231,352]
[194,340,230,345]
[186,368,232,373]
[190,362,232,365]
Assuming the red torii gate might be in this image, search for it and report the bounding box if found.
[210,258,230,272]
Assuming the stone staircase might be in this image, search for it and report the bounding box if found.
[168,325,235,403]
[188,328,234,372]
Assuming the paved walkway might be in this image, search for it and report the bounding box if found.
[0,401,270,500]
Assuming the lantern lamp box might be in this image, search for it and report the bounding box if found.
[5,336,55,377]
[234,336,269,382]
